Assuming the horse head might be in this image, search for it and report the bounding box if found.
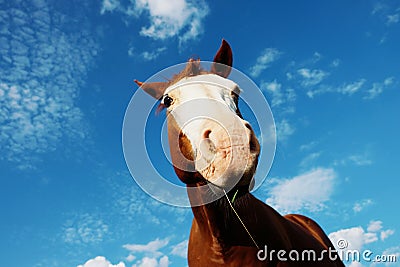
[135,40,260,194]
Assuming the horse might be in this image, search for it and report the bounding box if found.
[135,40,344,267]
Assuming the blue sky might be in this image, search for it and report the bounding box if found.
[0,0,399,266]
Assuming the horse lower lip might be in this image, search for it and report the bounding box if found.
[216,144,247,150]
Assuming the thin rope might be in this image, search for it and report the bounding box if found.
[223,189,260,250]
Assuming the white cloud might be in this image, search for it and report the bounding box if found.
[364,77,394,99]
[329,221,395,256]
[123,238,169,257]
[78,256,125,267]
[132,256,169,267]
[126,254,136,262]
[134,257,158,267]
[250,48,282,77]
[329,227,378,252]
[62,214,109,245]
[0,2,98,168]
[123,237,172,267]
[133,0,209,44]
[99,0,209,44]
[158,256,169,267]
[275,119,295,142]
[353,199,373,213]
[170,240,188,258]
[348,262,364,267]
[297,68,329,87]
[265,168,336,213]
[367,219,394,241]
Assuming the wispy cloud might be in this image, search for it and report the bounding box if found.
[331,59,340,67]
[367,220,383,232]
[338,79,366,95]
[305,76,394,99]
[128,46,167,61]
[0,1,98,168]
[381,229,395,241]
[364,77,394,99]
[93,170,191,250]
[386,13,400,25]
[372,2,386,15]
[371,2,400,43]
[353,199,374,213]
[142,47,167,61]
[335,152,373,167]
[299,141,319,151]
[299,152,321,168]
[170,240,188,258]
[297,68,329,87]
[265,168,336,213]
[62,213,109,245]
[260,80,296,109]
[275,119,295,142]
[100,0,121,14]
[306,79,366,98]
[249,48,282,77]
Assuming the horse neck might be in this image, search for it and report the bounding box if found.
[187,183,259,248]
[186,183,292,251]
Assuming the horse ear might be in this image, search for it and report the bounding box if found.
[134,80,167,99]
[211,39,233,78]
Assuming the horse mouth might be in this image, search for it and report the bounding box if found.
[195,142,259,189]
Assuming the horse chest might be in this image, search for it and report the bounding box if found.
[188,222,268,267]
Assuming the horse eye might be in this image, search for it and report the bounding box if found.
[162,95,174,107]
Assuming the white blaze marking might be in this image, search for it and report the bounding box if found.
[165,74,252,188]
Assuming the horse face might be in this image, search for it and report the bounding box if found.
[136,40,260,191]
[164,74,260,190]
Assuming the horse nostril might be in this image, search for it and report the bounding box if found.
[242,121,259,153]
[203,129,212,139]
[244,122,252,131]
[249,131,260,154]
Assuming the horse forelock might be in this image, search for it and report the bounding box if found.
[168,58,212,87]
